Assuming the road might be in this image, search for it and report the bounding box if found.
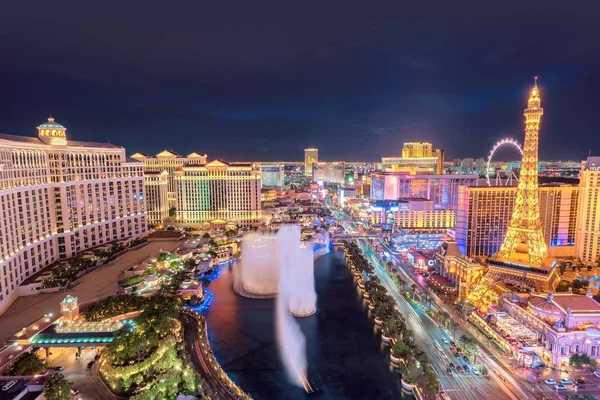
[360,242,520,400]
[180,313,239,400]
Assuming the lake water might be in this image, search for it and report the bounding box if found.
[203,250,410,399]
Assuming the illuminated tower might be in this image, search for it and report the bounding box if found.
[466,78,558,307]
[496,77,548,266]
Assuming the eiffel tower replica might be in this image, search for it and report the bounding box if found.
[469,78,559,307]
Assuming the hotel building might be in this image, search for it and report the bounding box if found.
[144,171,169,226]
[0,118,147,314]
[131,150,207,207]
[304,148,318,177]
[260,164,285,187]
[370,199,454,233]
[455,184,579,258]
[382,142,444,175]
[370,172,477,210]
[174,160,261,229]
[313,162,345,184]
[575,156,600,264]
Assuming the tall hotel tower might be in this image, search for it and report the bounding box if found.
[469,79,558,306]
[0,118,147,314]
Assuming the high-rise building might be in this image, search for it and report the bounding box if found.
[402,142,433,158]
[174,160,261,229]
[370,199,455,233]
[469,78,558,305]
[455,184,579,258]
[131,150,207,207]
[260,164,285,187]
[575,156,600,264]
[304,148,318,177]
[382,142,444,174]
[144,171,169,226]
[313,162,345,184]
[370,172,477,210]
[0,117,147,314]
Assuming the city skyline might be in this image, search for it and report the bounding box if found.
[1,2,599,161]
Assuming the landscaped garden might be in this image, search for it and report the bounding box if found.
[96,296,213,399]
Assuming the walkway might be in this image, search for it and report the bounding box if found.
[180,313,240,400]
[0,240,182,343]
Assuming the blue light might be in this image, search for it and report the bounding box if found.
[184,291,214,313]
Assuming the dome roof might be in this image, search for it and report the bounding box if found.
[38,117,65,129]
[528,296,563,319]
[586,327,600,337]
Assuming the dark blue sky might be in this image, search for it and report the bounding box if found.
[1,1,599,161]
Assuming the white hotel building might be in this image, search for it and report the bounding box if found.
[0,118,147,314]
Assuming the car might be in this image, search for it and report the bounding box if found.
[576,383,585,389]
[456,366,465,373]
[441,338,449,344]
[595,371,600,378]
[449,362,455,369]
[451,341,457,347]
[560,379,572,385]
[545,379,556,385]
[446,367,453,376]
[473,368,481,376]
[463,355,470,363]
[71,389,79,395]
[455,353,462,359]
[555,384,567,390]
[574,379,585,385]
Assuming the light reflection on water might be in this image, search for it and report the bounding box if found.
[203,250,413,400]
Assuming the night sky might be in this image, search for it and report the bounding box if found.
[1,1,599,161]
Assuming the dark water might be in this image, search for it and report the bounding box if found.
[203,250,409,400]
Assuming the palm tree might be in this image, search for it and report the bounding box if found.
[410,283,418,300]
[470,346,481,364]
[423,292,433,311]
[450,320,460,342]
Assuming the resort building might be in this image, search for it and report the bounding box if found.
[131,150,207,207]
[174,160,261,229]
[381,142,444,175]
[260,164,285,187]
[370,199,455,233]
[313,162,345,184]
[455,184,579,259]
[370,172,477,210]
[575,156,600,265]
[304,148,318,177]
[144,171,169,226]
[435,240,486,299]
[0,117,147,315]
[499,290,600,367]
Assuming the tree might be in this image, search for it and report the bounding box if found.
[391,340,412,359]
[450,320,460,341]
[9,352,45,375]
[410,283,418,299]
[202,232,211,239]
[168,207,176,217]
[44,374,71,400]
[478,364,489,376]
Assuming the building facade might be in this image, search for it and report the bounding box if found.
[174,160,261,228]
[455,184,579,259]
[370,172,477,210]
[260,164,285,187]
[144,171,169,226]
[370,200,454,232]
[0,118,147,314]
[313,162,345,184]
[131,150,207,207]
[575,157,600,265]
[381,142,444,174]
[304,148,318,177]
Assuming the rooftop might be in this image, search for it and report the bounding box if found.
[551,293,600,314]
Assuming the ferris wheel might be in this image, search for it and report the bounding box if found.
[486,138,524,186]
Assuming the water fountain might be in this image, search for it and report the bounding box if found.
[233,231,279,298]
[235,225,316,389]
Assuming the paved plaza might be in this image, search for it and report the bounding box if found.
[0,240,182,343]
